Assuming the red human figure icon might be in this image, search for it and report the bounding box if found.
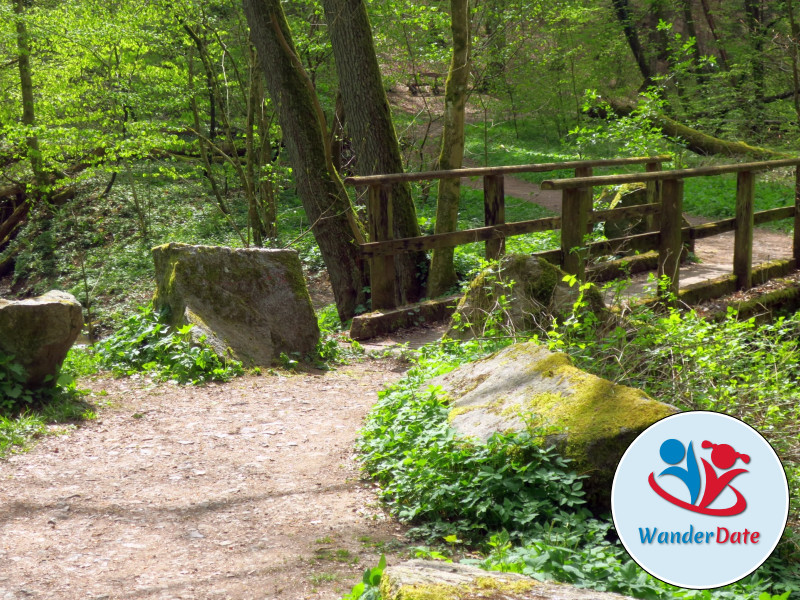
[698,441,750,510]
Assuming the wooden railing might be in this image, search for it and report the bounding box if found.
[344,157,800,309]
[344,156,671,309]
[539,158,800,296]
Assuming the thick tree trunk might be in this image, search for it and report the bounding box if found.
[243,0,368,321]
[428,0,470,297]
[321,0,427,304]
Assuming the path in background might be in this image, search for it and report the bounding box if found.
[460,167,794,297]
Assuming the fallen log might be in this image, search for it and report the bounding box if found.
[596,97,789,159]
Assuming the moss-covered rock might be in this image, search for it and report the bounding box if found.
[152,243,319,367]
[430,341,677,512]
[0,290,83,389]
[600,183,651,240]
[446,255,606,339]
[381,560,634,600]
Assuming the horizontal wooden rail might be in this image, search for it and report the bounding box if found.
[532,205,796,263]
[344,155,672,186]
[360,216,562,258]
[540,158,800,190]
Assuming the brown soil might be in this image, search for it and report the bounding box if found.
[0,358,414,600]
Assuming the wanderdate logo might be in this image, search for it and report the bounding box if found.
[648,438,750,516]
[612,411,789,589]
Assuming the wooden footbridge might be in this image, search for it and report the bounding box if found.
[344,156,800,314]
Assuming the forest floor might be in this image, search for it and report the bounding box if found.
[0,358,416,600]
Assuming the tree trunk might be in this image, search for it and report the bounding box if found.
[601,98,788,158]
[321,0,427,304]
[243,0,368,321]
[698,0,730,71]
[428,0,470,297]
[14,0,45,196]
[610,0,653,86]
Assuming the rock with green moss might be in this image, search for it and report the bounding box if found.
[0,290,83,389]
[381,560,634,600]
[600,183,651,240]
[152,243,319,367]
[446,255,606,339]
[431,341,677,511]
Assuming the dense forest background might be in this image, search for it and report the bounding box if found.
[2,0,800,325]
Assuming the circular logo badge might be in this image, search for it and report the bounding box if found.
[611,411,789,589]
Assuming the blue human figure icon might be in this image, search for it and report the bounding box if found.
[658,438,701,505]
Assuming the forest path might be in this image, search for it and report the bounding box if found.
[0,360,411,600]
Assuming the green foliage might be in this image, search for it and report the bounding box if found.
[478,527,799,599]
[0,352,34,414]
[358,339,589,541]
[0,348,96,457]
[684,175,794,230]
[95,305,244,384]
[341,554,386,600]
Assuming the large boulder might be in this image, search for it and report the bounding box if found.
[381,560,634,600]
[0,291,83,389]
[429,341,677,512]
[447,254,606,339]
[152,243,319,367]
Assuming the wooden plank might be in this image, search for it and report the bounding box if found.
[659,178,684,298]
[561,187,589,278]
[688,218,736,239]
[589,203,660,224]
[360,215,562,257]
[734,170,755,290]
[755,206,794,224]
[541,158,800,190]
[795,166,800,263]
[344,155,672,186]
[368,184,396,309]
[484,174,505,260]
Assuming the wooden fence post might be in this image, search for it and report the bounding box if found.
[368,183,396,310]
[658,178,683,299]
[794,166,800,264]
[560,167,592,279]
[734,170,755,290]
[484,174,505,260]
[645,161,663,232]
[561,187,590,279]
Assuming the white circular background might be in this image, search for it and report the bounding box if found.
[611,411,789,589]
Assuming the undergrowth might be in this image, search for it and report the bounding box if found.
[94,304,245,384]
[355,285,800,599]
[0,350,97,458]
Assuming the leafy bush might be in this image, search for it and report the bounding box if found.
[96,305,244,384]
[358,339,589,541]
[358,289,800,599]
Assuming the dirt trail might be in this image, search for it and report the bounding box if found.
[0,360,411,600]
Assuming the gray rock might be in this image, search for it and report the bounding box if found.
[447,255,606,339]
[381,559,635,600]
[152,243,319,367]
[0,291,83,388]
[430,341,677,512]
